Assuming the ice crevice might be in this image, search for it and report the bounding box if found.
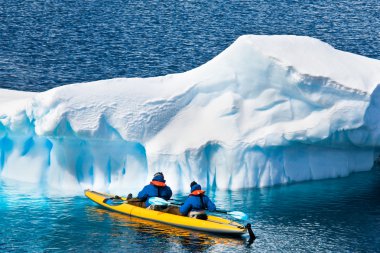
[1,35,380,194]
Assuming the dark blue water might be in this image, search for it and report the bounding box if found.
[0,0,379,91]
[1,165,379,252]
[1,1,380,252]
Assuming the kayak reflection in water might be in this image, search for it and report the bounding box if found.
[180,181,216,220]
[133,172,173,209]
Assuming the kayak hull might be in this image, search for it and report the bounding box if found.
[85,190,247,235]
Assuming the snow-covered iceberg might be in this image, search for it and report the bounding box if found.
[1,35,380,194]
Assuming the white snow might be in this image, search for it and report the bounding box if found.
[1,35,380,194]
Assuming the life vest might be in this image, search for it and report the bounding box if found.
[190,189,205,196]
[190,190,206,209]
[150,180,166,187]
[150,180,167,199]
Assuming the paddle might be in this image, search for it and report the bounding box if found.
[214,210,248,221]
[148,197,171,206]
[148,197,249,221]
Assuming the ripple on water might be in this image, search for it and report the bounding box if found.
[0,0,379,91]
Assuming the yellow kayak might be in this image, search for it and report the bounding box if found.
[85,190,247,235]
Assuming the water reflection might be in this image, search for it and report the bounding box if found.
[88,207,244,252]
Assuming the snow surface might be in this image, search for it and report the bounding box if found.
[1,35,380,194]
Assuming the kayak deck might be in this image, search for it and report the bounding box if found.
[85,190,247,235]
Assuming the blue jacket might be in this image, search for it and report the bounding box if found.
[137,175,172,207]
[179,184,216,216]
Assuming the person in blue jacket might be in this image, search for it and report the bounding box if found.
[137,172,172,208]
[180,181,216,219]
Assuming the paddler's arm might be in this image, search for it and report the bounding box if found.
[205,196,216,212]
[179,199,192,216]
[162,186,172,200]
[137,186,149,201]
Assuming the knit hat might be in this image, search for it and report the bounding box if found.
[154,172,164,178]
[152,172,165,182]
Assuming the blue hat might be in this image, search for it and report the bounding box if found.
[190,182,201,192]
[152,172,165,183]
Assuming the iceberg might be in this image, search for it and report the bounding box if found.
[1,35,380,194]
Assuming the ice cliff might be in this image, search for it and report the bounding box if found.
[1,35,380,194]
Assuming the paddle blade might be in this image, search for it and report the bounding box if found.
[227,211,249,221]
[148,197,169,206]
